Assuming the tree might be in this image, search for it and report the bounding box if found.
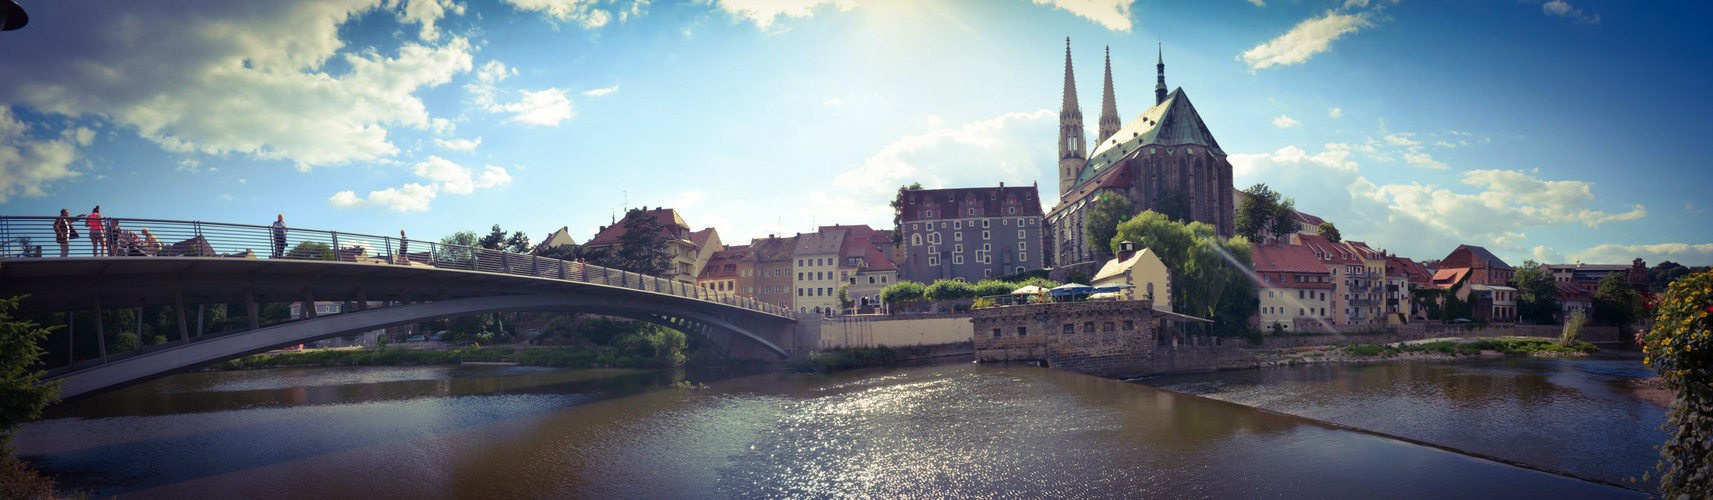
[1153,192,1189,223]
[615,208,674,277]
[1510,260,1562,324]
[505,231,531,254]
[286,241,335,261]
[1652,261,1712,294]
[1085,194,1132,256]
[437,230,478,263]
[881,281,927,303]
[1113,211,1255,335]
[1317,222,1341,243]
[478,224,508,251]
[1235,183,1296,243]
[0,296,61,450]
[1641,269,1713,497]
[890,183,924,248]
[925,280,976,301]
[534,242,582,261]
[1593,272,1643,332]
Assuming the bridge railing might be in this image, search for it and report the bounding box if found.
[0,216,789,318]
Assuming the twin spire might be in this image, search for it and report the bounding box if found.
[1061,38,1138,146]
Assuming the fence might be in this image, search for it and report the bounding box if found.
[0,215,788,318]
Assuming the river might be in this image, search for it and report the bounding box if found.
[16,360,1650,499]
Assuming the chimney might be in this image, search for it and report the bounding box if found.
[1119,240,1135,253]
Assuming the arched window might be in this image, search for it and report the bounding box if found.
[911,233,922,246]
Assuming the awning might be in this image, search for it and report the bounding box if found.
[1153,309,1213,324]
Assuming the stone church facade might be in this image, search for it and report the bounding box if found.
[1044,40,1235,269]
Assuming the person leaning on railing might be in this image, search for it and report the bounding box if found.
[83,206,105,256]
[53,209,75,257]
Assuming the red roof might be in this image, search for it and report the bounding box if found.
[1251,243,1335,289]
[1344,240,1382,260]
[1557,282,1593,302]
[586,208,689,247]
[1430,268,1470,289]
[689,227,717,250]
[1387,256,1433,284]
[1294,234,1359,265]
[697,246,750,280]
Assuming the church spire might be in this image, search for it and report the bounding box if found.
[1098,46,1121,144]
[1057,37,1086,198]
[1155,43,1168,106]
[1060,38,1080,115]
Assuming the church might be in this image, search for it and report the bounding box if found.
[1044,39,1235,269]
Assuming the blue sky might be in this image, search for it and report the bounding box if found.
[2,0,1709,266]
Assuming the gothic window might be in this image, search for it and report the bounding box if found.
[967,208,975,216]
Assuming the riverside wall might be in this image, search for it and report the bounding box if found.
[1257,323,1621,349]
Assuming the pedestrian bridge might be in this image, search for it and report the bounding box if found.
[0,216,800,401]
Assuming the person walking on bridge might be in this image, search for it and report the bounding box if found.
[53,209,75,257]
[84,206,105,256]
[397,230,410,265]
[271,214,287,258]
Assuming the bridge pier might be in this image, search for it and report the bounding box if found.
[93,295,107,363]
[174,291,189,343]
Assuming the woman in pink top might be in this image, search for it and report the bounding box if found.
[84,206,105,256]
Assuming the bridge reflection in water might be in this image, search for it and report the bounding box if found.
[0,216,799,401]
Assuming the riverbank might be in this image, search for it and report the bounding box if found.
[1248,337,1599,368]
[1629,376,1673,408]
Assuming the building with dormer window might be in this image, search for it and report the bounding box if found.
[896,184,1045,284]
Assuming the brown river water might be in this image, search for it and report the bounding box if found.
[15,359,1653,499]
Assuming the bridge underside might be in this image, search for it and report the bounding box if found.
[0,258,800,401]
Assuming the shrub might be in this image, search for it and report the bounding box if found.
[1642,269,1713,497]
[1561,308,1586,347]
[924,280,976,301]
[881,281,927,303]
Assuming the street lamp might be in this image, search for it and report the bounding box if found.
[1,0,26,31]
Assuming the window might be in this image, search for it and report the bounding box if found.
[955,255,964,265]
[1123,320,1134,330]
[929,255,939,266]
[1063,324,1075,334]
[1004,219,1009,226]
[984,269,992,277]
[954,221,962,229]
[982,231,990,240]
[1018,327,1028,337]
[1017,267,1026,274]
[940,222,946,228]
[912,224,919,230]
[869,276,876,284]
[797,288,803,296]
[1018,218,1026,226]
[1018,230,1026,239]
[983,219,990,228]
[955,232,963,242]
[881,276,887,283]
[984,243,992,252]
[955,244,963,253]
[1083,321,1095,333]
[1009,207,1016,215]
[1103,322,1115,332]
[1019,252,1027,261]
[911,234,922,246]
[926,210,933,218]
[993,328,1002,338]
[1019,242,1027,251]
[797,272,804,280]
[967,208,975,216]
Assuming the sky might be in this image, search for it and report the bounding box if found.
[2,0,1710,266]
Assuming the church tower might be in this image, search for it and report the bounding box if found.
[1058,38,1086,198]
[1098,46,1121,145]
[1155,44,1168,105]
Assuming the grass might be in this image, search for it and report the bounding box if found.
[214,345,661,370]
[1336,338,1598,359]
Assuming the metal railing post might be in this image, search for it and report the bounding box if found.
[330,231,340,259]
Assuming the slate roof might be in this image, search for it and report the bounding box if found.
[750,235,798,262]
[899,185,1044,222]
[1073,88,1225,189]
[793,231,845,257]
[1447,244,1514,270]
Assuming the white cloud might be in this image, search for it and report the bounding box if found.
[707,0,856,30]
[503,0,646,28]
[393,0,466,42]
[1570,243,1713,267]
[582,84,619,97]
[1689,202,1708,215]
[1541,1,1600,24]
[1328,107,1343,119]
[679,189,708,208]
[1432,140,1456,148]
[1272,114,1301,128]
[331,156,510,212]
[433,137,481,151]
[491,88,575,126]
[1342,0,1368,8]
[1238,10,1371,71]
[0,1,476,171]
[1383,133,1420,147]
[0,106,87,203]
[823,97,843,106]
[220,193,235,202]
[1531,245,1567,264]
[1402,151,1449,170]
[832,109,1056,196]
[1231,144,1650,261]
[1249,0,1265,6]
[466,60,575,126]
[176,158,204,173]
[1028,0,1137,32]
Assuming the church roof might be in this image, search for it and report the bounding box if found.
[1070,88,1224,189]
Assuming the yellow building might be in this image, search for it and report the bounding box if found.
[1091,241,1172,312]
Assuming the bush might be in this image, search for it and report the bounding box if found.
[924,280,976,301]
[971,280,1015,297]
[0,456,58,500]
[1642,269,1713,497]
[881,281,927,303]
[1561,308,1586,347]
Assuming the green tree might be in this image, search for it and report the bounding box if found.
[925,280,976,301]
[1153,192,1189,223]
[1641,269,1713,497]
[881,281,927,303]
[437,230,478,263]
[972,280,1016,297]
[0,296,62,450]
[478,224,508,251]
[1510,260,1562,324]
[505,231,531,254]
[1317,221,1340,243]
[286,241,335,261]
[1593,272,1644,332]
[889,183,924,248]
[1235,183,1296,243]
[1085,194,1132,256]
[615,208,675,277]
[534,243,583,261]
[1113,211,1255,335]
